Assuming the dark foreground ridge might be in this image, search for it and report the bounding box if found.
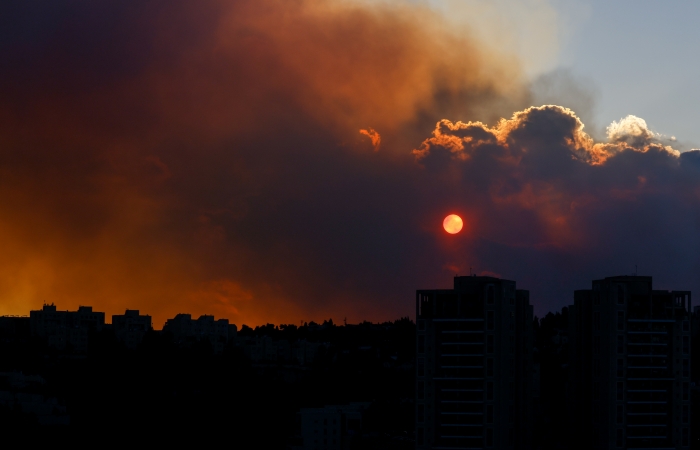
[0,274,699,449]
[0,316,415,447]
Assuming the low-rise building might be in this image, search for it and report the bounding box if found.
[29,304,105,353]
[238,336,320,365]
[0,316,30,340]
[163,313,234,353]
[299,403,368,450]
[112,309,152,349]
[0,372,69,425]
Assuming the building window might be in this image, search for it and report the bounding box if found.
[487,311,494,331]
[417,427,424,446]
[617,358,624,377]
[417,404,424,423]
[617,285,624,304]
[487,335,494,353]
[594,312,601,331]
[616,405,623,424]
[487,382,494,400]
[617,382,623,401]
[487,285,494,304]
[418,381,425,399]
[486,405,493,423]
[683,428,689,447]
[683,382,689,401]
[418,359,425,377]
[617,336,624,354]
[617,311,625,330]
[683,359,689,377]
[683,320,689,332]
[418,336,425,354]
[486,428,494,447]
[683,405,689,424]
[683,336,689,355]
[487,358,494,377]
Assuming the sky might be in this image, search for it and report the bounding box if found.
[554,0,700,149]
[0,0,698,326]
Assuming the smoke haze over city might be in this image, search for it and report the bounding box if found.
[1,0,699,326]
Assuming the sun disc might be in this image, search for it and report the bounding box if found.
[443,214,463,234]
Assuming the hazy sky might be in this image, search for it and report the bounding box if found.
[1,0,698,325]
[557,0,700,149]
[434,0,700,147]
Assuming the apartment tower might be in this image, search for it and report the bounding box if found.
[416,275,534,450]
[568,276,692,449]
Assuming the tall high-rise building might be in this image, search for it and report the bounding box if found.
[416,276,534,450]
[568,276,692,449]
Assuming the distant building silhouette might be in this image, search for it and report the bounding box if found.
[0,316,30,339]
[237,336,320,365]
[298,402,368,449]
[0,372,69,425]
[162,313,236,353]
[568,276,692,449]
[416,276,534,449]
[29,304,105,353]
[112,309,152,349]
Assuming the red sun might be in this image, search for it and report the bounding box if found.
[443,214,463,234]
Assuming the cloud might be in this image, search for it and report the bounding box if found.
[1,0,697,324]
[416,106,680,168]
[414,105,699,313]
[359,129,381,152]
[0,0,530,325]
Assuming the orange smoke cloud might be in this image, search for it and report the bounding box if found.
[4,1,696,322]
[359,128,381,151]
[0,0,529,326]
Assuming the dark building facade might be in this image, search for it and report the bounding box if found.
[112,309,152,349]
[0,316,30,339]
[30,304,105,353]
[568,276,692,449]
[416,276,534,449]
[162,313,235,354]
